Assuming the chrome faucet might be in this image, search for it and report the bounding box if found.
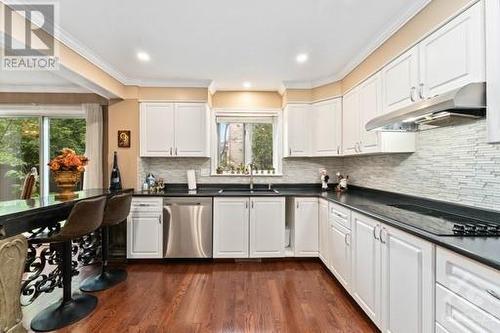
[249,163,254,190]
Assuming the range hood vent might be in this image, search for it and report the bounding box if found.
[366,82,486,131]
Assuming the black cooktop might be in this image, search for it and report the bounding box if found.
[361,203,500,237]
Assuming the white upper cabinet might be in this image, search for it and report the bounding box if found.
[381,1,484,115]
[419,1,485,99]
[173,103,208,157]
[140,102,208,157]
[249,197,285,258]
[140,103,175,157]
[381,46,420,114]
[284,104,311,157]
[342,88,361,155]
[312,99,342,156]
[359,73,382,153]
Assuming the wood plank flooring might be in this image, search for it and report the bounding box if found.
[23,260,378,332]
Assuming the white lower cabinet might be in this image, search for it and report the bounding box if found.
[250,197,286,258]
[351,212,382,326]
[127,198,163,259]
[328,216,352,292]
[318,199,330,264]
[213,197,285,258]
[380,224,435,333]
[349,212,435,332]
[293,197,319,257]
[213,198,250,258]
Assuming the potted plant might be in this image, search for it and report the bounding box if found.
[48,148,88,200]
[216,166,224,175]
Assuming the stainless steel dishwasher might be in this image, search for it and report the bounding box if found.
[163,197,213,258]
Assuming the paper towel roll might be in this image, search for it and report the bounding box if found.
[187,170,197,190]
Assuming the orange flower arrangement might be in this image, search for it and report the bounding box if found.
[48,148,89,173]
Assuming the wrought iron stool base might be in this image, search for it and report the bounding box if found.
[80,268,127,292]
[30,294,97,332]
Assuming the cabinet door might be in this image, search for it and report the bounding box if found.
[213,198,249,258]
[173,103,208,157]
[381,46,419,113]
[285,104,311,156]
[419,2,485,98]
[342,88,360,155]
[380,224,434,333]
[249,197,285,258]
[140,103,175,157]
[312,99,342,156]
[359,74,381,154]
[351,212,381,327]
[294,198,319,257]
[318,199,330,264]
[329,220,352,293]
[127,213,163,258]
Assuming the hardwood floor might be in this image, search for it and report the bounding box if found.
[23,260,378,332]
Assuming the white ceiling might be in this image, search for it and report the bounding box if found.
[51,0,429,91]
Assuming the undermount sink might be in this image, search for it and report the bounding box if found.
[217,188,280,194]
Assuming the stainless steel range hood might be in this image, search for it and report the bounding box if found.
[366,82,486,131]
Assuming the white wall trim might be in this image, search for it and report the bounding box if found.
[0,104,84,117]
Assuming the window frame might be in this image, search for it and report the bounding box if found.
[0,104,85,197]
[210,108,283,176]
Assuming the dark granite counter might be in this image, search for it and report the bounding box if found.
[135,184,500,270]
[0,189,132,239]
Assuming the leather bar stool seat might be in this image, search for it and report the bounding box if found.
[80,193,132,292]
[30,196,106,332]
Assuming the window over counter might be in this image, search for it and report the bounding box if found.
[211,109,282,176]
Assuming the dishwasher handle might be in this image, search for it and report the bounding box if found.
[164,202,202,206]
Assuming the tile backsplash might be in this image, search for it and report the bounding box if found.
[344,119,500,210]
[138,119,500,210]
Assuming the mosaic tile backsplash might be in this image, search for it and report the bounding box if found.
[139,119,500,210]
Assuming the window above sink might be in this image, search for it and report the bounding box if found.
[211,109,282,176]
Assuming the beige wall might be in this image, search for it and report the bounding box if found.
[138,87,209,101]
[212,91,282,109]
[107,99,139,189]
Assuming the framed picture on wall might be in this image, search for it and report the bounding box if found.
[118,130,131,148]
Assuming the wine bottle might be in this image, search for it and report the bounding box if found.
[109,151,122,190]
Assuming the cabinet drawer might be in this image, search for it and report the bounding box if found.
[436,283,500,332]
[131,197,163,213]
[329,202,351,230]
[437,247,500,319]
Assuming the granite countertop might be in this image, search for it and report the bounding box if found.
[135,184,500,270]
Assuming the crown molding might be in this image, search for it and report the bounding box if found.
[126,78,212,88]
[0,84,88,93]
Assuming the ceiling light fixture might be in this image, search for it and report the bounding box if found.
[296,53,309,64]
[243,81,252,89]
[137,51,150,62]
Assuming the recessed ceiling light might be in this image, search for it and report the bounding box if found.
[296,53,309,64]
[137,51,150,62]
[243,81,252,89]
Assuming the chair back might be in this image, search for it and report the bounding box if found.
[56,196,106,240]
[102,193,132,226]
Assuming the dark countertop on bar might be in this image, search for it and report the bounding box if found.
[135,184,500,270]
[0,189,132,239]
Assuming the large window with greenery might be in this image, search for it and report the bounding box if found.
[213,111,281,175]
[0,108,86,200]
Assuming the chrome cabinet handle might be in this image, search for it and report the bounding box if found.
[373,224,380,240]
[486,289,500,301]
[251,200,254,209]
[289,147,292,156]
[245,201,248,209]
[358,142,362,152]
[419,83,425,100]
[344,233,351,246]
[158,216,162,224]
[410,86,416,102]
[380,227,387,244]
[169,147,173,156]
[175,147,178,155]
[296,201,299,209]
[337,145,340,155]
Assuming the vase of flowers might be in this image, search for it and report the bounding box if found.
[48,148,88,200]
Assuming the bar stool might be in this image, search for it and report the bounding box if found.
[30,196,107,332]
[80,193,132,292]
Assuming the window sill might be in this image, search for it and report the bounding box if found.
[210,173,283,177]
